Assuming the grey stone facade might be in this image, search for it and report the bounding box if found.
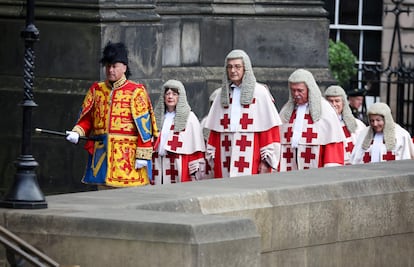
[0,0,334,194]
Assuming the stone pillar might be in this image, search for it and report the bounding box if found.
[0,0,333,195]
[157,0,333,115]
[0,0,162,93]
[0,0,162,195]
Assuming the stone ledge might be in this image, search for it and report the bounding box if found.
[1,210,259,244]
[0,160,413,266]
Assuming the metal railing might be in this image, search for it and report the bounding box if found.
[0,225,59,267]
[362,64,414,135]
[358,0,414,135]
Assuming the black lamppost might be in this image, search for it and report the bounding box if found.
[0,0,47,209]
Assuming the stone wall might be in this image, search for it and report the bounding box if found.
[0,160,413,266]
[0,0,334,195]
[157,0,333,113]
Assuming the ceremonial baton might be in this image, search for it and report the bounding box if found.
[35,128,89,140]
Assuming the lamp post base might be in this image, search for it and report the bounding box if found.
[0,200,47,209]
[0,156,47,209]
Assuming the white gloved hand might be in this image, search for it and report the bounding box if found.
[135,159,148,169]
[66,131,79,144]
[188,161,199,175]
[205,144,216,168]
[197,161,207,180]
[260,147,278,169]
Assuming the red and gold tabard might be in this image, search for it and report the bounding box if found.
[73,76,158,187]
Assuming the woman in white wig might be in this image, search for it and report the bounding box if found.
[350,102,414,164]
[152,79,206,184]
[324,85,366,165]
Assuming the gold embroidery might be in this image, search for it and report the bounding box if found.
[72,125,85,136]
[136,147,153,160]
[106,135,149,186]
[132,89,149,116]
[109,89,135,133]
[112,75,127,89]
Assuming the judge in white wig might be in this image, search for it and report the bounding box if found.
[279,69,346,171]
[152,79,206,184]
[324,85,366,165]
[350,102,414,164]
[204,49,282,178]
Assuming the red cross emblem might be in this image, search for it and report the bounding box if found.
[342,126,351,138]
[236,135,252,151]
[222,135,231,152]
[304,114,313,124]
[168,135,183,151]
[283,147,294,163]
[289,111,297,123]
[223,156,231,172]
[289,111,313,124]
[234,156,250,172]
[363,152,371,163]
[152,153,160,177]
[220,114,230,129]
[302,128,318,143]
[345,141,354,153]
[240,113,253,129]
[382,151,395,161]
[300,147,316,163]
[166,153,178,183]
[242,98,256,108]
[284,127,293,142]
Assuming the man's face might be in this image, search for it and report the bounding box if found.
[369,114,385,133]
[289,82,309,105]
[326,96,344,115]
[226,58,245,86]
[105,62,127,82]
[348,96,364,109]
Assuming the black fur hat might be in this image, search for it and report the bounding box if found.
[100,42,128,65]
[347,87,366,97]
[100,42,131,78]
